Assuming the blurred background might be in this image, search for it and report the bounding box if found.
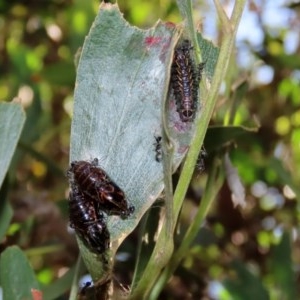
[0,0,299,299]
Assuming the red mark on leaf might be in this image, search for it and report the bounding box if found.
[31,288,43,300]
[145,36,162,47]
[164,22,176,29]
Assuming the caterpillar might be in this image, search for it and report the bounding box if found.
[171,39,205,122]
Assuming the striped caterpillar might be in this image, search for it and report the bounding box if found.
[171,40,205,122]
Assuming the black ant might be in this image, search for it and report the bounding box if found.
[154,136,162,162]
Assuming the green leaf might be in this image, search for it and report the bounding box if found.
[0,246,40,300]
[131,206,162,288]
[41,266,76,300]
[19,87,42,144]
[41,62,76,86]
[0,176,13,241]
[197,34,219,79]
[0,102,26,188]
[205,125,259,153]
[270,158,300,198]
[70,2,178,280]
[223,260,270,300]
[18,141,65,178]
[269,232,297,300]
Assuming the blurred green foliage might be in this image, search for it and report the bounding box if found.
[0,0,299,299]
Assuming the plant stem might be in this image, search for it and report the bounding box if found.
[172,0,247,221]
[149,158,224,298]
[150,0,247,298]
[131,211,150,289]
[130,0,246,298]
[129,222,174,299]
[69,255,83,300]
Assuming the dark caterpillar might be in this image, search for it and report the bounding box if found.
[69,187,110,254]
[67,158,134,218]
[171,39,205,122]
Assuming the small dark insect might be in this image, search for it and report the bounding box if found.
[69,187,110,254]
[67,159,135,218]
[79,281,92,296]
[154,136,162,162]
[171,39,205,122]
[196,146,208,173]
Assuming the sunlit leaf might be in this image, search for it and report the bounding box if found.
[0,102,25,188]
[70,2,178,280]
[0,176,13,241]
[0,246,39,300]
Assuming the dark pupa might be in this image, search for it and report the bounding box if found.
[68,186,110,254]
[67,158,135,218]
